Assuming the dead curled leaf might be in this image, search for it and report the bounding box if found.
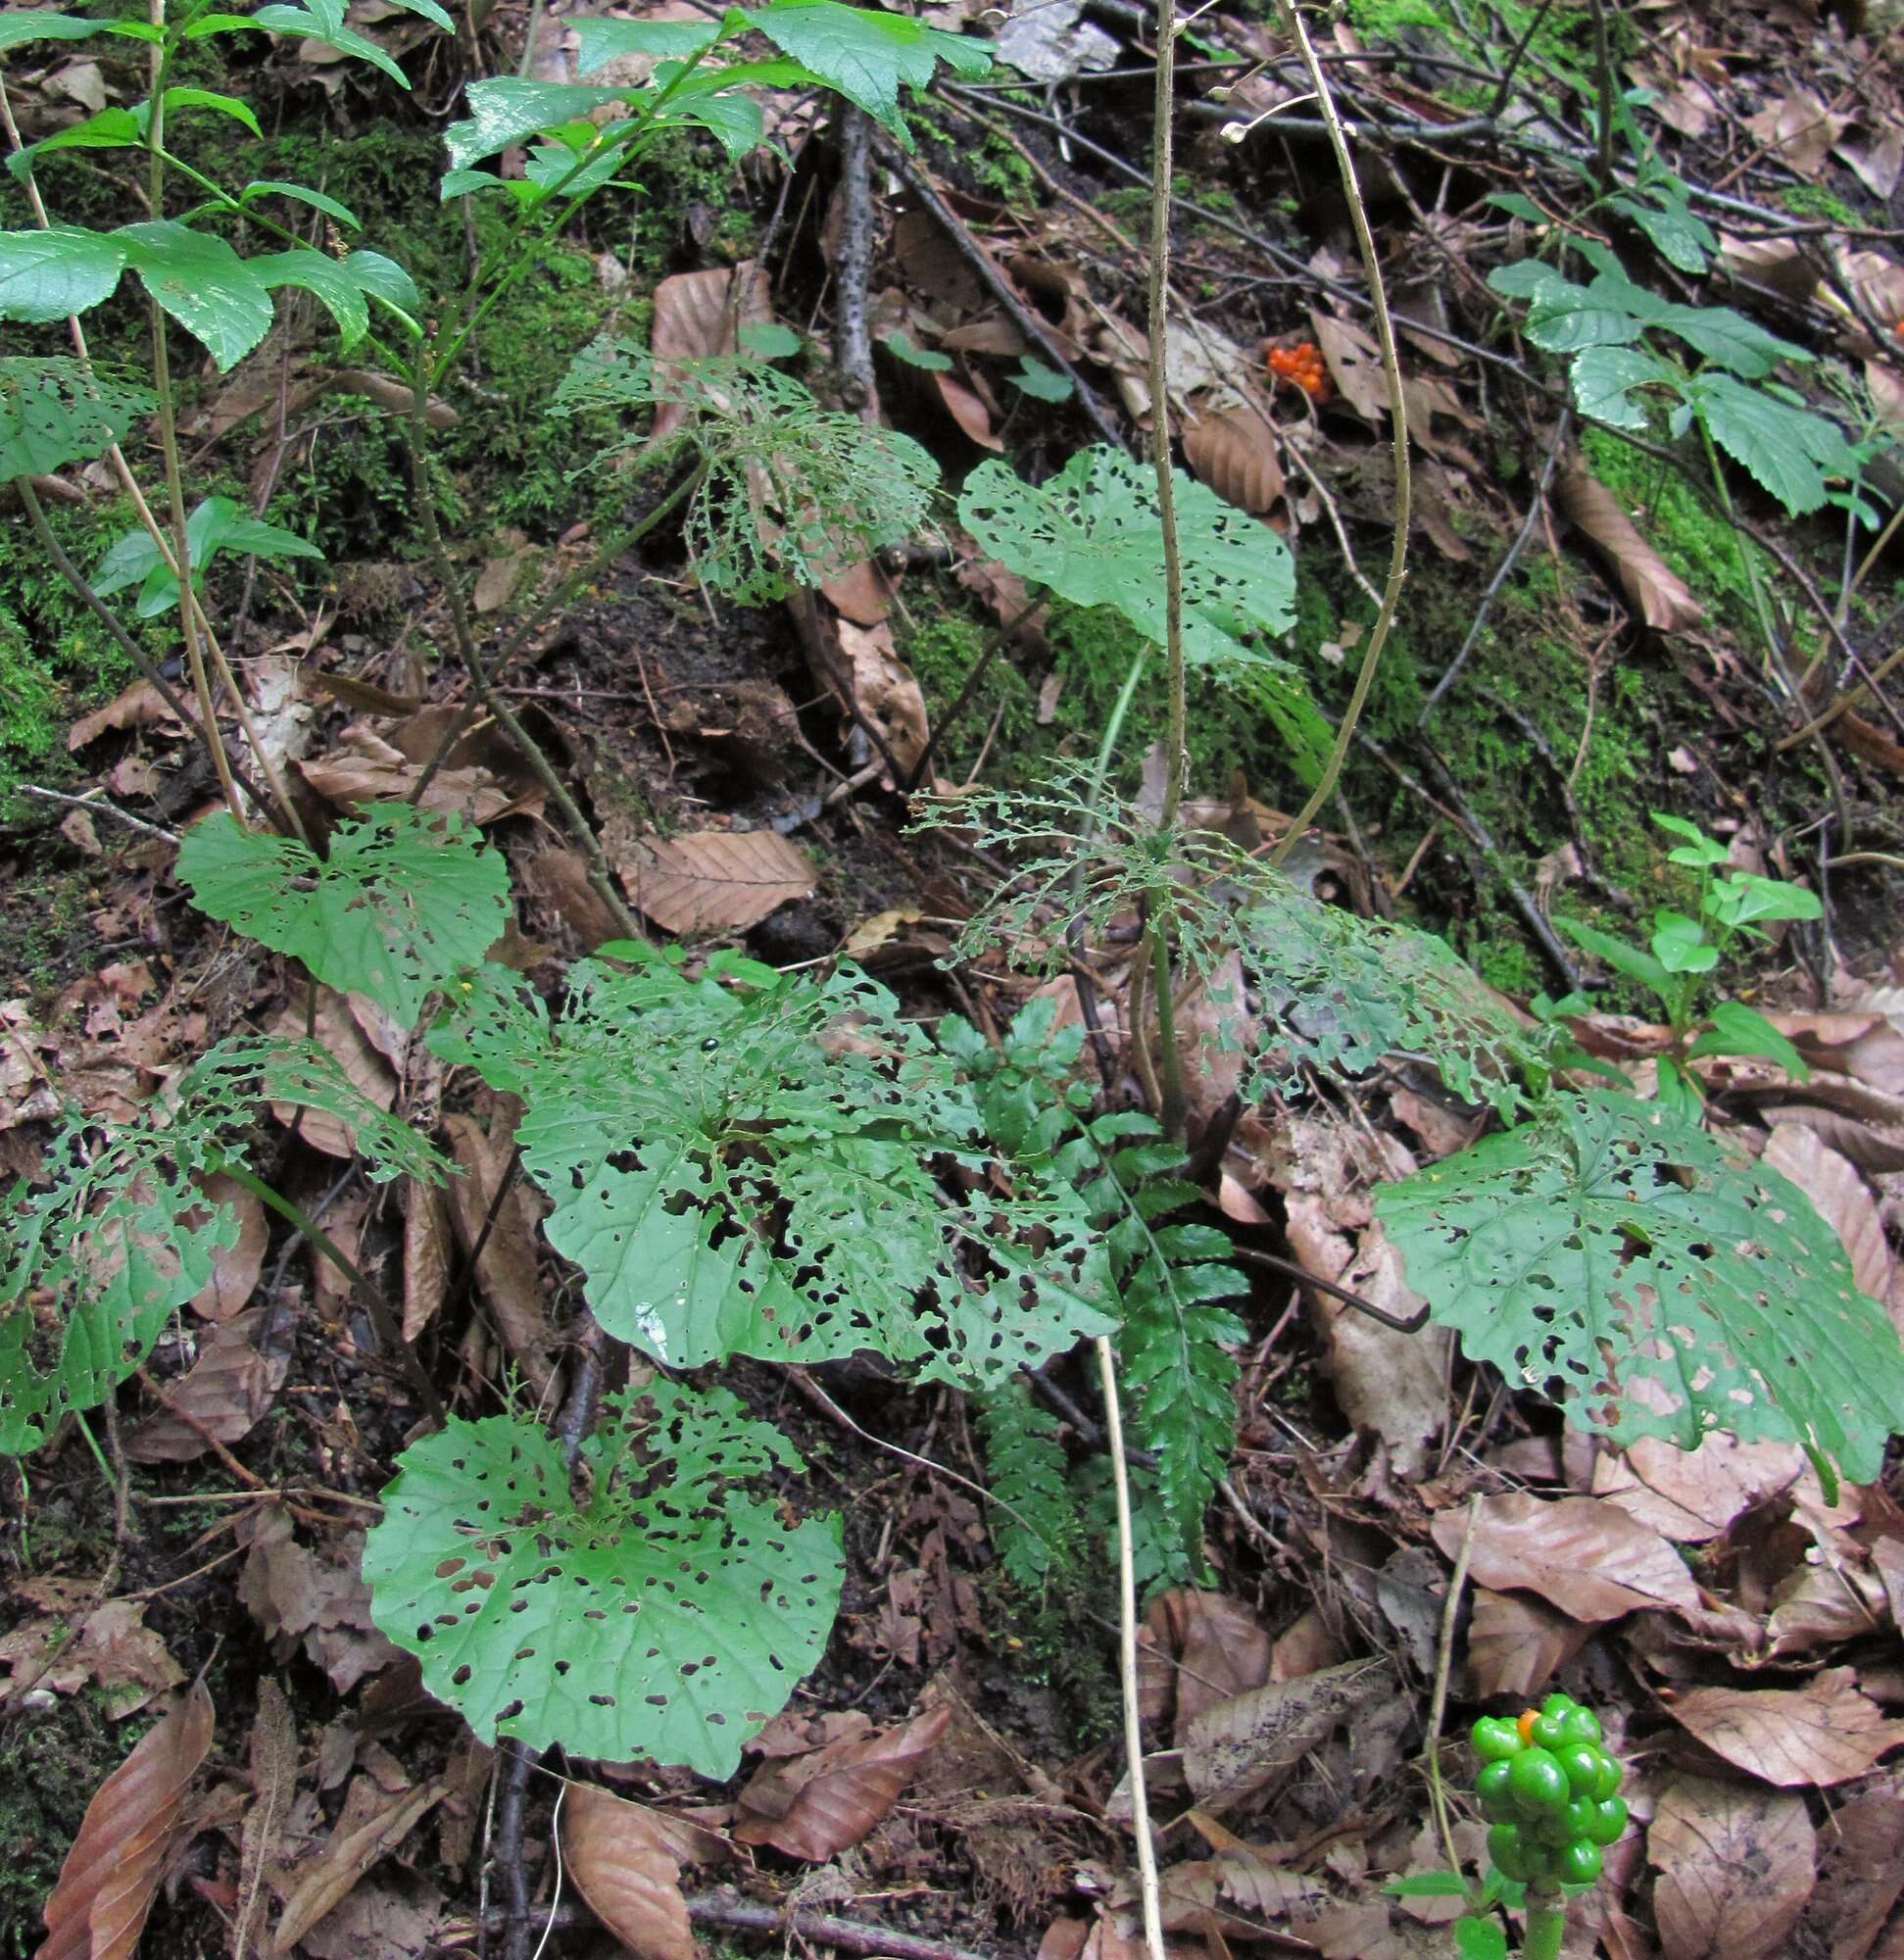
[123,1308,289,1463]
[1137,1588,1270,1741]
[1463,1588,1587,1703]
[1431,1492,1702,1622]
[269,1774,450,1956]
[564,1785,728,1960]
[1557,466,1703,632]
[733,1704,952,1860]
[1664,1669,1904,1787]
[0,1592,184,1718]
[37,1677,215,1960]
[1649,1773,1815,1960]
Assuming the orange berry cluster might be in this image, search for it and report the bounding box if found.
[1267,340,1330,401]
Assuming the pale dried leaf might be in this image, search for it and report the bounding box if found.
[647,264,770,448]
[618,828,815,934]
[1465,1588,1587,1701]
[1182,407,1284,514]
[1650,1773,1815,1960]
[1835,125,1904,200]
[297,746,525,824]
[1794,1788,1904,1960]
[835,619,931,780]
[124,1309,288,1462]
[733,1704,951,1860]
[1744,89,1850,176]
[37,1678,215,1960]
[1182,1659,1393,1814]
[401,1180,453,1344]
[1136,1590,1271,1742]
[1154,1854,1335,1937]
[472,549,533,615]
[266,989,396,1159]
[69,681,180,750]
[1557,466,1703,631]
[1432,1492,1701,1621]
[1666,1669,1904,1787]
[269,1776,448,1955]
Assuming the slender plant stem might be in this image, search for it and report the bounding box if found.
[1587,0,1616,189]
[400,372,644,942]
[1095,1335,1165,1960]
[1266,0,1410,872]
[217,1158,447,1428]
[1424,1495,1481,1880]
[1523,1887,1568,1960]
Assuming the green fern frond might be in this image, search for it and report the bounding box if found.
[976,1376,1077,1591]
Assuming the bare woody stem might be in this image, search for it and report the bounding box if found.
[1268,0,1410,872]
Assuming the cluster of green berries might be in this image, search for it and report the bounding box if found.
[1471,1692,1627,1888]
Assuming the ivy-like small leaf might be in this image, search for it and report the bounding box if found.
[1569,344,1672,431]
[1687,1000,1807,1077]
[0,12,113,48]
[1374,1088,1904,1485]
[363,1383,844,1776]
[0,357,152,478]
[177,803,511,1028]
[242,179,362,228]
[93,495,322,617]
[251,0,415,83]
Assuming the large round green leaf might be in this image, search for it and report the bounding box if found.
[363,1384,843,1776]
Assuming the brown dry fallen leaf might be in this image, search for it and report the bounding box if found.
[1743,88,1850,177]
[123,1309,289,1463]
[1181,1658,1393,1815]
[1665,1669,1904,1787]
[1649,1772,1815,1960]
[1308,308,1388,420]
[236,1678,298,1960]
[1590,1432,1805,1544]
[0,1593,184,1719]
[1432,1492,1702,1622]
[270,1774,449,1956]
[647,263,770,449]
[401,1179,453,1344]
[835,618,931,780]
[1557,466,1703,631]
[442,1106,555,1393]
[931,367,1002,451]
[619,828,815,934]
[1762,1124,1894,1307]
[1152,1854,1335,1939]
[266,989,396,1159]
[1464,1588,1587,1702]
[68,680,181,751]
[1792,1786,1904,1960]
[1182,407,1284,514]
[564,1785,723,1960]
[37,1677,215,1960]
[190,1171,269,1322]
[734,1704,952,1860]
[1136,1589,1271,1741]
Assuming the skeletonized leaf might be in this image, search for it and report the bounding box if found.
[1664,1670,1904,1787]
[733,1704,951,1859]
[565,1785,723,1960]
[618,828,815,934]
[1556,466,1702,631]
[1650,1774,1814,1960]
[37,1677,215,1960]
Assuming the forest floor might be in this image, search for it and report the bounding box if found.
[3,0,1904,1956]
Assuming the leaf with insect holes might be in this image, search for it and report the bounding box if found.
[363,1382,844,1776]
[177,803,511,1028]
[745,0,991,141]
[0,357,152,478]
[429,947,1118,1383]
[1374,1088,1904,1486]
[0,1036,444,1455]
